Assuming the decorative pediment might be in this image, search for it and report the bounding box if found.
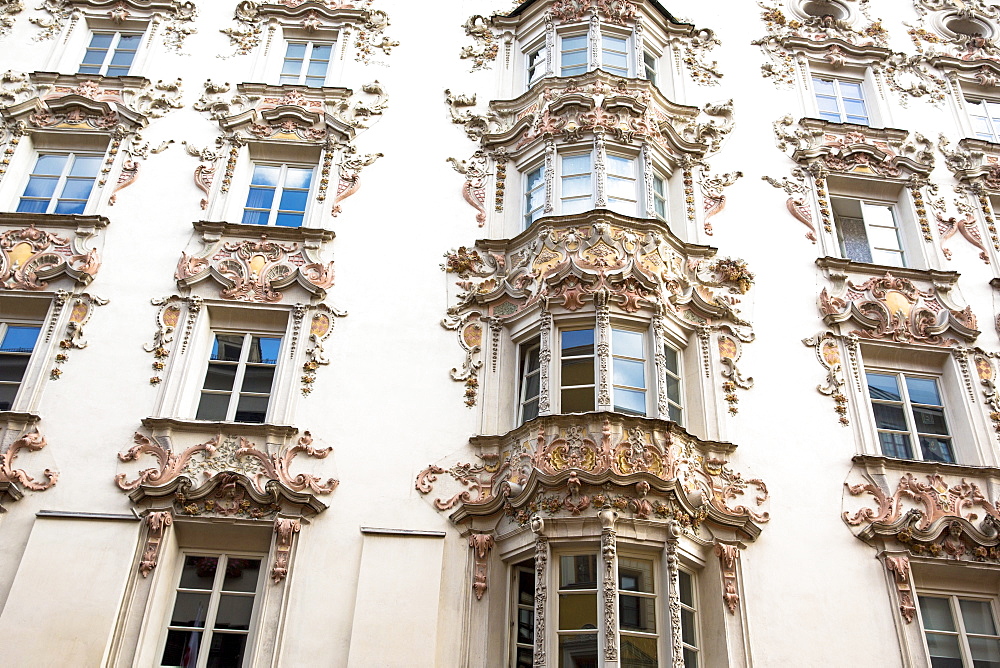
[0,428,58,512]
[776,117,935,176]
[0,213,108,290]
[415,412,769,540]
[909,0,1000,64]
[818,264,978,345]
[175,222,336,303]
[30,0,198,50]
[116,428,338,500]
[221,0,397,63]
[844,455,1000,561]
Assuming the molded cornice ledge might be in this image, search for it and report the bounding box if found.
[816,257,961,286]
[0,212,110,231]
[192,220,334,245]
[141,416,298,442]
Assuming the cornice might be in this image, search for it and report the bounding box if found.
[0,212,110,231]
[140,416,299,441]
[852,454,1000,480]
[816,257,961,286]
[192,220,335,245]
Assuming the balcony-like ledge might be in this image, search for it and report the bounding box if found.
[816,257,960,285]
[416,412,767,540]
[141,416,298,442]
[0,212,110,231]
[192,220,334,245]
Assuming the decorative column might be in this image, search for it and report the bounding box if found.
[588,13,600,71]
[634,17,645,80]
[544,13,555,77]
[641,142,655,218]
[532,517,549,668]
[538,310,554,415]
[665,522,684,668]
[652,313,669,420]
[595,291,612,411]
[599,507,620,667]
[594,130,608,209]
[543,139,556,214]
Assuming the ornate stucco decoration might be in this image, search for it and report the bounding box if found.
[445,70,733,228]
[972,349,1000,440]
[0,214,108,290]
[48,291,108,380]
[0,428,58,512]
[908,0,1000,66]
[415,412,768,537]
[802,331,851,425]
[175,222,337,304]
[461,1,722,86]
[30,0,197,51]
[441,211,754,408]
[221,0,397,63]
[0,0,22,36]
[938,136,1000,256]
[188,80,385,213]
[817,267,978,346]
[844,456,1000,570]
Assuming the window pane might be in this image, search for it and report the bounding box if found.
[872,403,907,431]
[522,399,539,422]
[249,336,280,364]
[619,558,653,592]
[560,555,597,588]
[311,44,332,59]
[2,326,40,352]
[813,78,835,95]
[562,358,594,387]
[278,189,309,213]
[215,595,254,631]
[612,329,643,358]
[562,329,594,356]
[283,167,313,190]
[838,216,873,263]
[524,373,540,400]
[614,388,646,415]
[607,176,635,200]
[912,405,948,435]
[275,212,305,227]
[562,387,594,412]
[306,60,328,78]
[161,630,201,666]
[170,592,211,627]
[558,593,598,630]
[561,175,592,198]
[118,33,141,48]
[843,99,868,118]
[206,632,248,668]
[867,373,901,401]
[109,50,135,67]
[202,363,237,391]
[196,393,230,421]
[681,608,697,645]
[816,95,841,115]
[212,335,244,362]
[960,599,998,635]
[920,436,955,464]
[968,636,1000,665]
[0,385,16,411]
[251,165,281,186]
[241,210,270,226]
[234,395,268,423]
[22,176,59,199]
[81,50,106,66]
[223,558,262,592]
[613,358,645,389]
[878,431,913,459]
[240,365,275,394]
[906,377,942,406]
[562,154,591,174]
[621,634,658,666]
[518,607,534,642]
[53,200,87,215]
[678,571,694,606]
[920,597,957,631]
[0,356,31,383]
[244,186,276,211]
[926,633,963,666]
[527,166,544,190]
[285,42,306,58]
[59,178,96,201]
[179,555,218,589]
[69,156,101,177]
[683,647,699,668]
[667,377,681,404]
[558,634,598,668]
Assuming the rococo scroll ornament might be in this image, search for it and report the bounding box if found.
[0,429,58,510]
[30,0,198,51]
[49,291,108,380]
[0,223,101,290]
[802,331,850,425]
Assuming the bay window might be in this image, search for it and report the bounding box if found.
[554,327,648,416]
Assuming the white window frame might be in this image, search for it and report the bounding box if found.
[518,338,541,424]
[643,50,659,87]
[917,592,1000,668]
[196,332,282,424]
[652,173,668,222]
[556,28,635,79]
[865,369,956,464]
[678,568,700,667]
[523,163,546,228]
[78,29,144,76]
[831,196,906,267]
[510,563,536,668]
[278,39,335,87]
[663,343,683,425]
[240,162,316,228]
[0,321,43,412]
[965,97,1000,142]
[16,151,104,216]
[556,323,650,417]
[525,42,548,89]
[812,74,871,125]
[617,555,660,664]
[158,551,266,668]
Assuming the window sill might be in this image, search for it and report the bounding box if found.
[816,256,959,285]
[0,211,110,231]
[852,453,1000,479]
[141,416,299,442]
[193,219,334,244]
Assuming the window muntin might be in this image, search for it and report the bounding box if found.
[196,334,281,424]
[0,324,40,411]
[525,165,546,227]
[866,372,954,463]
[512,564,535,668]
[832,197,905,266]
[279,41,332,87]
[607,155,638,215]
[612,329,646,416]
[560,328,596,413]
[160,554,263,668]
[967,98,1000,142]
[557,554,599,667]
[618,557,657,666]
[664,345,682,424]
[679,569,699,667]
[652,174,667,221]
[527,46,547,87]
[79,31,142,76]
[560,34,588,77]
[560,153,594,215]
[601,34,629,77]
[519,339,541,424]
[814,77,869,125]
[241,164,314,227]
[17,153,102,215]
[919,595,1000,667]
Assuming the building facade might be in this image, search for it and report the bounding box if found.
[0,0,999,666]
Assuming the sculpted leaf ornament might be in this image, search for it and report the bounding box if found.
[116,432,218,491]
[0,429,58,492]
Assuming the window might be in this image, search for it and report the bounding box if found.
[607,155,637,215]
[196,334,281,424]
[559,327,647,416]
[160,553,263,668]
[866,372,954,463]
[560,34,588,77]
[601,34,629,77]
[919,594,1000,667]
[814,76,869,125]
[679,569,699,667]
[643,51,658,87]
[241,164,313,227]
[0,324,40,411]
[560,153,593,215]
[512,564,535,668]
[664,345,682,424]
[527,45,547,88]
[519,339,541,424]
[557,554,599,665]
[17,153,102,215]
[967,98,1000,142]
[652,174,667,222]
[279,41,332,87]
[524,165,545,227]
[78,31,142,76]
[832,196,905,266]
[618,557,658,666]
